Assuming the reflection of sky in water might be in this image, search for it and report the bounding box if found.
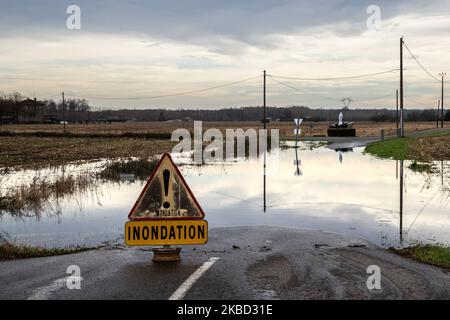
[0,143,448,248]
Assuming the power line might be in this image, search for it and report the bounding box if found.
[65,75,260,100]
[267,69,399,81]
[354,92,395,102]
[268,76,337,101]
[402,41,441,83]
[269,76,396,104]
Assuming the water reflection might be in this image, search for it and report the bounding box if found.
[399,160,404,245]
[263,150,266,212]
[294,147,302,176]
[0,143,449,249]
[335,148,353,164]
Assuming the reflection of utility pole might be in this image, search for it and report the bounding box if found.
[439,73,446,128]
[263,149,267,212]
[396,160,398,180]
[441,161,444,186]
[400,37,405,137]
[294,147,302,176]
[399,160,404,245]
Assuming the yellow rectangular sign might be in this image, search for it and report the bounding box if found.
[125,220,208,246]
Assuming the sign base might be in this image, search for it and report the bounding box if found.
[152,246,181,262]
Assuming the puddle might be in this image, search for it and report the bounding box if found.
[0,142,449,249]
[246,255,296,299]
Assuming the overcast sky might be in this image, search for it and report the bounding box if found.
[0,0,449,109]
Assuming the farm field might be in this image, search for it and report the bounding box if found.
[1,121,447,138]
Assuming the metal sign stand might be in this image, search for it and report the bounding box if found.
[126,153,208,263]
[152,245,181,262]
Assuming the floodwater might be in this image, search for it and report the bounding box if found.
[0,142,449,249]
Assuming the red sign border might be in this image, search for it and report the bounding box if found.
[128,153,206,221]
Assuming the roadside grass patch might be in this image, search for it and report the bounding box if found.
[364,137,409,160]
[409,135,450,160]
[428,130,450,138]
[365,131,450,161]
[392,244,450,269]
[0,243,91,261]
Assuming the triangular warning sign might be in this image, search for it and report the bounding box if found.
[128,153,205,221]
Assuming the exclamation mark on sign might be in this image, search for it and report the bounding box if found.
[163,169,171,209]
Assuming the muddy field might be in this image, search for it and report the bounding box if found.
[1,121,448,169]
[0,136,174,169]
[0,121,447,138]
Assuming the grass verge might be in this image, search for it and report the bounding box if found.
[0,243,92,261]
[364,137,410,160]
[392,244,450,269]
[365,130,450,160]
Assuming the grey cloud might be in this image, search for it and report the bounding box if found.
[0,0,447,46]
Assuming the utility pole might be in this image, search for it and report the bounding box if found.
[396,89,399,131]
[400,37,404,137]
[262,70,267,212]
[263,70,266,130]
[439,72,446,128]
[62,91,66,133]
[437,100,440,128]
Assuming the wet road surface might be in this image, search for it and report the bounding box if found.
[1,226,450,300]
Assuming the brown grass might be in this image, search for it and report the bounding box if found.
[0,121,447,138]
[409,136,450,161]
[0,136,175,169]
[0,121,447,169]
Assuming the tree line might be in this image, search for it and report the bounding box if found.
[94,106,450,122]
[1,91,448,124]
[0,92,91,124]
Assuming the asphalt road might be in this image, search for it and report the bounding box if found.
[1,226,450,300]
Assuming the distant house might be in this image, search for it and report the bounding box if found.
[18,98,46,123]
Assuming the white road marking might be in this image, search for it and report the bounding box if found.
[26,276,83,300]
[169,257,220,300]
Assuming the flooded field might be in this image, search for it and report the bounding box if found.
[0,142,448,249]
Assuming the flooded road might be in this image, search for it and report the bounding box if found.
[0,142,448,249]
